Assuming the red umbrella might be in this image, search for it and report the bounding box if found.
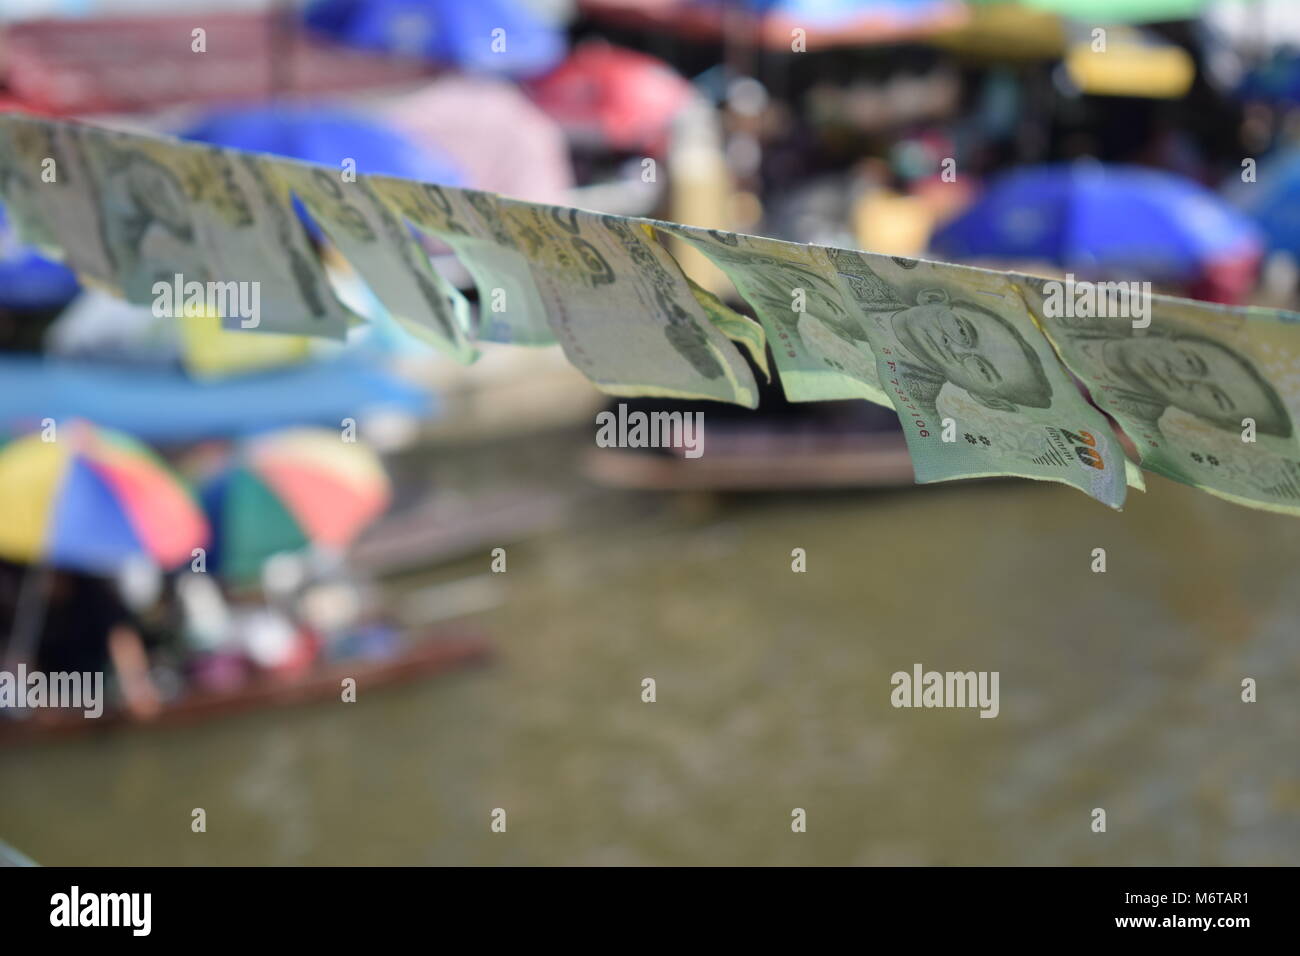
[382,75,574,204]
[526,41,694,155]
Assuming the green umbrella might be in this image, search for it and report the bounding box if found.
[974,0,1214,25]
[199,429,391,584]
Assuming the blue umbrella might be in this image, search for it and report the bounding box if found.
[0,207,80,311]
[303,0,565,78]
[178,105,464,241]
[1226,148,1300,257]
[178,104,464,184]
[932,163,1261,281]
[1237,50,1300,104]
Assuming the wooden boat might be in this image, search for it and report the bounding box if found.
[580,388,917,492]
[0,627,490,747]
[353,489,571,575]
[0,473,566,746]
[579,400,915,494]
[583,425,915,491]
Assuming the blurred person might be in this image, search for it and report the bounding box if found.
[230,600,318,681]
[4,568,164,720]
[291,552,398,662]
[175,572,252,695]
[231,552,321,681]
[108,557,176,719]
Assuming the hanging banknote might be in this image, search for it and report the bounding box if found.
[76,125,212,307]
[1015,275,1300,514]
[820,248,1129,508]
[228,152,357,338]
[495,201,759,405]
[0,114,118,289]
[10,112,1300,516]
[266,159,475,360]
[68,124,354,338]
[367,177,555,347]
[653,222,890,407]
[686,277,770,381]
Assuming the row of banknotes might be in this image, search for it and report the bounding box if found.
[4,113,1300,515]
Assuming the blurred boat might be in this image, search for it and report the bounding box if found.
[582,398,914,491]
[0,624,492,745]
[354,488,572,574]
[583,433,915,490]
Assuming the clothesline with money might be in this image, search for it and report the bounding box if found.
[3,112,1299,515]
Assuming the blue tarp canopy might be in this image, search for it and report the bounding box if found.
[0,355,432,444]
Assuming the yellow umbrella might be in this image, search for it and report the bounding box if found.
[1063,26,1196,99]
[930,2,1066,60]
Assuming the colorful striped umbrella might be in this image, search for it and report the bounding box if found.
[0,421,207,574]
[201,429,391,583]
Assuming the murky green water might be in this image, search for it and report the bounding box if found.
[2,430,1298,865]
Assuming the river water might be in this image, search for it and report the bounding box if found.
[2,429,1297,865]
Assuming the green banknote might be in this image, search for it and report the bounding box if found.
[819,248,1129,508]
[654,222,889,406]
[71,124,352,338]
[685,277,770,381]
[267,159,475,360]
[496,202,759,405]
[218,152,357,338]
[0,114,119,290]
[76,125,212,306]
[1015,274,1300,514]
[367,177,555,347]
